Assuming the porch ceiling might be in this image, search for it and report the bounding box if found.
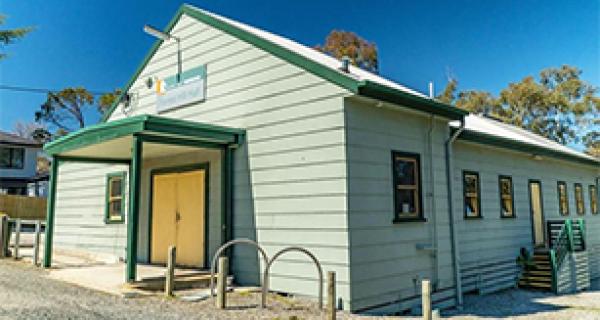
[43,115,245,159]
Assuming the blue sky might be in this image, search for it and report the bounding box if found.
[0,0,598,133]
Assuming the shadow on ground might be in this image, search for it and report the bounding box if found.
[444,279,600,319]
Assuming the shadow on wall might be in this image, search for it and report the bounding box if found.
[230,144,261,286]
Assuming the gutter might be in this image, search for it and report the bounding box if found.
[445,119,465,307]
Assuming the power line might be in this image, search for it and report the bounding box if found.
[0,85,113,96]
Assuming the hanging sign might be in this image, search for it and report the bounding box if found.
[155,65,206,113]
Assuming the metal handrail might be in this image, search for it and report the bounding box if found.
[577,219,586,250]
[261,246,324,310]
[549,219,586,293]
[209,238,269,306]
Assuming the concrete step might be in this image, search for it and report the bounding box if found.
[124,272,231,291]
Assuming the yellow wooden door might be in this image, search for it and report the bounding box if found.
[175,170,205,267]
[529,181,545,246]
[151,173,178,264]
[151,169,205,267]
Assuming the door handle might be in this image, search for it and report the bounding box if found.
[176,211,181,222]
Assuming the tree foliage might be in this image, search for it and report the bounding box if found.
[34,87,122,139]
[315,30,378,74]
[35,87,94,133]
[437,65,600,150]
[0,14,32,60]
[98,89,122,115]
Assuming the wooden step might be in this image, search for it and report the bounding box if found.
[518,281,552,290]
[124,273,229,292]
[522,270,552,277]
[520,275,552,282]
[519,282,552,291]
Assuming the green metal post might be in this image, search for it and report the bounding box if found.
[566,220,574,251]
[578,218,586,250]
[43,156,59,268]
[549,249,557,293]
[126,135,142,282]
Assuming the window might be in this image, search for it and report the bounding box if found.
[0,147,24,169]
[463,171,481,218]
[557,181,569,216]
[499,175,515,218]
[574,183,585,215]
[392,151,423,221]
[590,185,598,215]
[105,172,126,223]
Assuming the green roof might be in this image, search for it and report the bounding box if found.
[44,114,244,156]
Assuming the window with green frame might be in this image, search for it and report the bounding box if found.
[105,172,126,223]
[499,175,515,218]
[574,183,585,215]
[590,185,598,215]
[557,181,569,216]
[463,171,481,218]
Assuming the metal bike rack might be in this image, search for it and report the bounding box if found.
[262,246,324,309]
[209,238,269,305]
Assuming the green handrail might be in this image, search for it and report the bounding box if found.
[550,219,586,293]
[550,220,571,293]
[549,249,557,293]
[577,219,586,250]
[566,220,574,251]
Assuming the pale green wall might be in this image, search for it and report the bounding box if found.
[107,13,353,308]
[344,97,456,313]
[53,162,128,260]
[453,141,600,291]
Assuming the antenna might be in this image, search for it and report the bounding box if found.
[428,82,434,99]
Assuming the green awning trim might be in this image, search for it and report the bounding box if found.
[458,129,600,167]
[44,114,245,156]
[100,4,466,122]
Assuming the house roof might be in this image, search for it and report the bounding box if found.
[454,115,600,166]
[99,4,597,167]
[0,130,42,147]
[100,4,467,122]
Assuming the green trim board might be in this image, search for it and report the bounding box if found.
[44,114,245,156]
[127,136,142,282]
[357,80,467,120]
[105,171,127,224]
[148,163,210,269]
[43,156,59,268]
[100,4,466,123]
[137,134,223,150]
[56,156,131,165]
[457,129,600,167]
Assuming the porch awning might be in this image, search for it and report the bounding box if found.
[43,115,245,159]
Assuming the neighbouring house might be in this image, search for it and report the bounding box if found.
[0,130,48,197]
[41,4,600,314]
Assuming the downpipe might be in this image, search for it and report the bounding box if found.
[427,115,439,289]
[445,119,465,307]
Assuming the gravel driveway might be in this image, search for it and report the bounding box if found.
[0,260,374,320]
[2,259,600,319]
